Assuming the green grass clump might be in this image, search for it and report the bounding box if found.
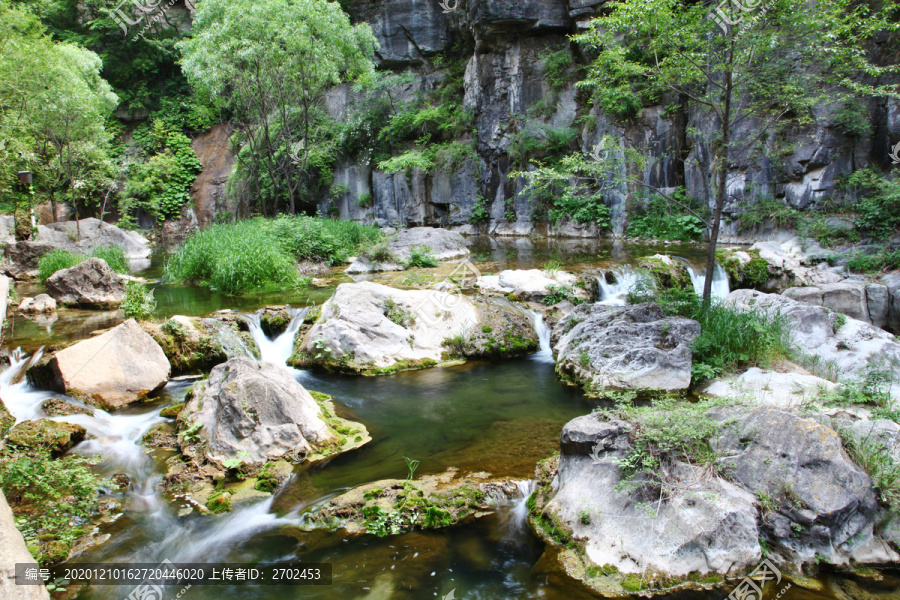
[37,246,128,283]
[121,282,156,319]
[165,216,383,294]
[638,288,791,384]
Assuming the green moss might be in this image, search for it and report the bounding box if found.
[160,402,184,419]
[206,491,233,514]
[637,256,692,291]
[6,420,86,455]
[716,249,769,289]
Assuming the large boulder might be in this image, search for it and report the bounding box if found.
[476,269,589,302]
[346,227,469,273]
[2,242,59,280]
[534,412,761,580]
[530,405,895,593]
[708,406,892,566]
[724,289,900,400]
[27,319,170,410]
[44,218,151,259]
[178,358,356,470]
[44,258,125,308]
[703,367,836,409]
[782,282,892,330]
[0,491,50,600]
[142,316,228,375]
[552,303,701,392]
[293,281,481,374]
[749,238,844,291]
[880,272,900,333]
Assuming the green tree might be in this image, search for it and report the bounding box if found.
[178,0,377,215]
[525,0,897,304]
[0,1,117,232]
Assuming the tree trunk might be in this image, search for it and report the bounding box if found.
[703,42,735,307]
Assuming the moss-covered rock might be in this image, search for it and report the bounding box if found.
[0,397,14,437]
[40,397,94,417]
[716,248,770,290]
[159,402,184,419]
[143,316,228,375]
[6,419,86,454]
[206,491,233,514]
[442,298,539,359]
[637,254,692,291]
[259,306,292,337]
[303,469,517,537]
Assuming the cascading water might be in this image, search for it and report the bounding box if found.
[529,311,553,364]
[595,267,649,305]
[243,307,310,366]
[507,480,535,535]
[674,258,731,301]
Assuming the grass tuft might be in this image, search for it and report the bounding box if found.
[37,246,128,283]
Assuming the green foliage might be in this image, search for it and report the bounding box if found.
[383,297,416,328]
[0,448,101,565]
[404,456,420,481]
[643,289,791,384]
[357,192,373,207]
[839,430,900,508]
[543,284,585,306]
[626,191,707,241]
[832,100,873,139]
[846,247,900,274]
[122,130,202,223]
[403,245,438,269]
[843,170,900,241]
[121,281,156,319]
[609,398,723,498]
[540,47,575,91]
[165,216,383,294]
[469,195,491,225]
[548,189,611,226]
[37,246,127,282]
[509,125,578,169]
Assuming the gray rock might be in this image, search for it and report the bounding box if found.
[703,367,835,409]
[866,284,890,330]
[179,358,339,469]
[17,294,56,314]
[346,227,470,273]
[543,412,761,576]
[882,273,900,333]
[45,258,125,308]
[476,269,588,301]
[0,491,49,600]
[27,319,170,411]
[724,290,900,401]
[295,281,480,373]
[708,406,891,566]
[2,242,59,280]
[552,303,701,392]
[45,218,150,259]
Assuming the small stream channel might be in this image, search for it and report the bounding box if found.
[2,237,898,600]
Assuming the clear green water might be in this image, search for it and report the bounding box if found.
[7,238,900,600]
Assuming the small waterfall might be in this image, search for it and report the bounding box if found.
[675,259,731,301]
[528,311,554,364]
[243,307,310,366]
[0,348,55,422]
[508,480,534,535]
[596,267,649,305]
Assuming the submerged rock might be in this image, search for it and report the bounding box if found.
[552,303,701,393]
[44,258,125,308]
[177,358,368,471]
[27,319,170,410]
[6,419,86,455]
[304,469,517,537]
[40,397,94,417]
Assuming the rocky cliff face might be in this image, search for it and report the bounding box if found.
[191,0,894,236]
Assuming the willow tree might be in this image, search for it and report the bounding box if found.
[178,0,378,215]
[523,0,897,305]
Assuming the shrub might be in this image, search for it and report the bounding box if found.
[626,190,706,241]
[403,245,438,268]
[646,289,791,384]
[843,169,900,240]
[37,246,128,283]
[165,216,383,294]
[383,297,415,328]
[543,283,585,306]
[839,429,900,508]
[121,282,156,319]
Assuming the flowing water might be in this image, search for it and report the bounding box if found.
[2,240,897,600]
